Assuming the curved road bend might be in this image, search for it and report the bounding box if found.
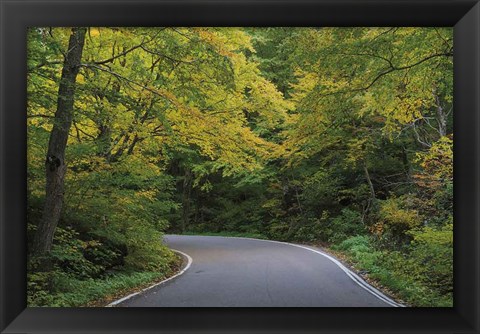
[116,235,400,307]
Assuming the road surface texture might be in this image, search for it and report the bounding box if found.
[116,235,401,307]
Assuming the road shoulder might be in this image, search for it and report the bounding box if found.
[102,250,192,307]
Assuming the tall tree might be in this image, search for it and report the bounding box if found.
[32,27,87,254]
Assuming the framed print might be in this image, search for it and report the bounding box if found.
[1,0,479,333]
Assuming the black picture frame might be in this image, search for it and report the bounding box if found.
[1,0,479,333]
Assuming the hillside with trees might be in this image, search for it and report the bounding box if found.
[27,27,453,307]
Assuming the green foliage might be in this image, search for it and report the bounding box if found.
[301,168,340,212]
[335,235,371,253]
[292,216,328,243]
[416,136,453,182]
[183,230,268,239]
[49,227,107,279]
[325,209,366,243]
[124,226,175,271]
[374,196,423,247]
[28,270,176,307]
[27,27,453,307]
[334,234,452,307]
[407,224,453,294]
[27,220,177,306]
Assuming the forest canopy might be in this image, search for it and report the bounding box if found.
[27,27,453,307]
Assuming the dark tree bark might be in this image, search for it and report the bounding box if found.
[360,161,376,224]
[181,169,192,233]
[401,145,412,182]
[363,161,376,200]
[97,123,112,158]
[32,27,87,255]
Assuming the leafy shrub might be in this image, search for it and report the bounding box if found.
[83,239,124,270]
[325,208,366,243]
[301,168,339,213]
[292,212,329,242]
[292,223,323,242]
[375,196,423,247]
[124,226,175,271]
[266,220,291,241]
[333,232,453,307]
[48,227,105,279]
[335,235,371,252]
[28,270,175,307]
[27,270,58,306]
[407,224,453,294]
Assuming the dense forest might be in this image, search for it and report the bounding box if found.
[27,27,453,307]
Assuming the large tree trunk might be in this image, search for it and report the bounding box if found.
[32,27,87,255]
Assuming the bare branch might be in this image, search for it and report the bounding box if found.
[412,121,432,148]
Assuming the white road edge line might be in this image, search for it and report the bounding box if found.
[174,235,404,307]
[106,249,193,307]
[240,236,405,307]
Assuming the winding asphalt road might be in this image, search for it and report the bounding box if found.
[115,235,401,307]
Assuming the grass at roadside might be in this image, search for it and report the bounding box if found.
[326,236,452,307]
[28,253,183,307]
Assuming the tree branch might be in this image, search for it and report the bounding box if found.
[91,28,167,66]
[27,114,54,119]
[28,60,64,72]
[317,51,453,98]
[80,63,172,103]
